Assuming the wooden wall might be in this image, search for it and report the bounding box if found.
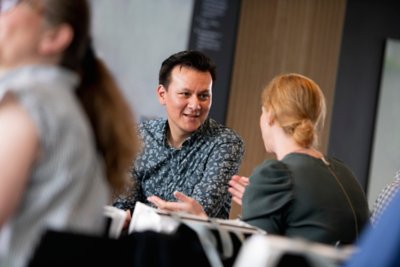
[226,0,346,218]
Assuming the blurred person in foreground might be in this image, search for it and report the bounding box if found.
[0,1,138,266]
[344,189,400,267]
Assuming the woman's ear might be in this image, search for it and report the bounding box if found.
[263,106,274,125]
[267,109,275,125]
[39,24,73,55]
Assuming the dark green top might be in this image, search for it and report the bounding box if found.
[242,153,370,245]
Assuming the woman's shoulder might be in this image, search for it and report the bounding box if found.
[252,159,290,177]
[243,159,294,219]
[250,159,293,189]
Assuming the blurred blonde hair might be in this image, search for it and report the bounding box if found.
[261,73,326,148]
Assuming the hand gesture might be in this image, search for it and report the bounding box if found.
[147,191,208,218]
[228,175,249,206]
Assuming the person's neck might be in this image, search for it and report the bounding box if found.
[275,144,303,160]
[167,128,189,149]
[0,68,9,79]
[0,64,22,78]
[167,137,184,149]
[274,138,322,160]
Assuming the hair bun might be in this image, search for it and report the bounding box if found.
[292,119,315,148]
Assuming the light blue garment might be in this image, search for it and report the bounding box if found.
[0,65,109,267]
[343,190,400,267]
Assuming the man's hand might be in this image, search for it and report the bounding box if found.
[147,191,208,218]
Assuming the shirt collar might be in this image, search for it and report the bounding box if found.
[160,117,211,148]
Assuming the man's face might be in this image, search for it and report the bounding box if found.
[157,65,212,140]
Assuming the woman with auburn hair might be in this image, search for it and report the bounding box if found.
[230,73,370,245]
[0,1,138,266]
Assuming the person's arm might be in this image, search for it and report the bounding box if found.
[148,175,250,217]
[148,140,244,218]
[192,140,244,217]
[0,94,39,226]
[241,160,293,234]
[148,191,208,219]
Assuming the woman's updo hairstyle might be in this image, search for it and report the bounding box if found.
[261,73,326,148]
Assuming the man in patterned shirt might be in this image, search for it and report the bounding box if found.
[114,50,244,219]
[370,170,400,226]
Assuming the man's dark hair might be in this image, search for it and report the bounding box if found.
[158,50,216,88]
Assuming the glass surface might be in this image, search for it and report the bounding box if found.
[368,39,400,206]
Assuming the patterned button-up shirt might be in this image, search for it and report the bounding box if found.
[371,170,400,226]
[114,118,244,219]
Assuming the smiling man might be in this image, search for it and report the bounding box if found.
[114,50,244,219]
